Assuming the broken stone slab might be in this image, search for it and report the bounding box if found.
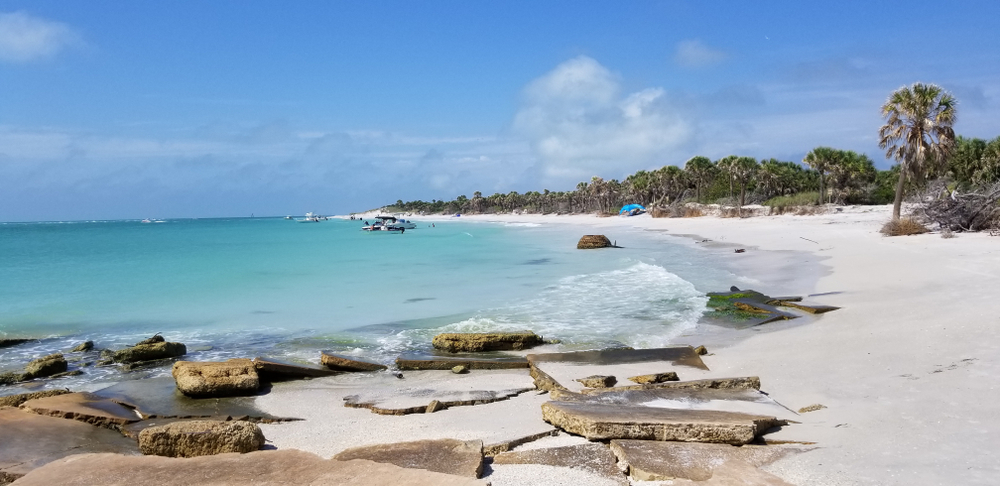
[342,369,536,415]
[529,364,567,392]
[582,376,761,395]
[609,439,811,482]
[18,391,141,428]
[731,299,799,319]
[552,386,799,422]
[172,359,260,398]
[766,296,803,304]
[483,429,559,456]
[71,341,95,352]
[526,347,710,393]
[23,354,68,380]
[334,439,484,478]
[395,354,529,371]
[492,443,627,485]
[321,351,389,372]
[432,332,545,353]
[575,375,616,388]
[0,408,140,482]
[577,235,613,249]
[112,341,187,364]
[91,377,290,422]
[0,389,71,408]
[253,357,341,381]
[10,450,488,486]
[541,401,784,444]
[778,302,841,314]
[627,372,678,384]
[138,419,265,457]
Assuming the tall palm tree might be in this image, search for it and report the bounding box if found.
[731,156,759,213]
[716,155,738,204]
[684,156,715,203]
[803,147,839,204]
[878,83,957,220]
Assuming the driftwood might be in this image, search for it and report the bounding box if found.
[918,180,1000,232]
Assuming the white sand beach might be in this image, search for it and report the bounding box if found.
[396,206,998,485]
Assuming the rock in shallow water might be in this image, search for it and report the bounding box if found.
[432,332,544,353]
[321,351,388,372]
[23,354,68,380]
[138,420,265,457]
[113,342,186,364]
[71,341,94,352]
[172,359,260,398]
[576,235,613,249]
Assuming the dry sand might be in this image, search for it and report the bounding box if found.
[413,206,999,485]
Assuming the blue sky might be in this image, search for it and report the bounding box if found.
[1,1,999,220]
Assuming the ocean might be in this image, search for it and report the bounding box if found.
[0,216,740,393]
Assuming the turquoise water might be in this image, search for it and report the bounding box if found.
[1,217,737,390]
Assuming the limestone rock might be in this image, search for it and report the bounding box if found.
[10,450,488,486]
[19,392,141,428]
[610,439,808,482]
[541,401,783,444]
[253,357,340,380]
[172,359,260,398]
[529,365,567,392]
[798,403,827,413]
[71,341,94,352]
[628,372,679,384]
[451,365,469,374]
[321,351,388,372]
[138,420,265,457]
[23,354,68,380]
[0,389,71,408]
[0,372,23,386]
[576,375,617,388]
[426,400,445,413]
[779,302,841,314]
[432,332,544,353]
[0,338,32,349]
[583,376,761,395]
[694,345,708,355]
[135,334,165,346]
[577,235,613,249]
[493,443,626,485]
[334,438,484,478]
[113,341,187,364]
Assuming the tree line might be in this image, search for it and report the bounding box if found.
[387,83,999,228]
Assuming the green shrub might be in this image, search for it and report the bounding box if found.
[764,192,820,208]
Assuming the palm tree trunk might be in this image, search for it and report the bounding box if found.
[892,164,906,220]
[818,173,825,204]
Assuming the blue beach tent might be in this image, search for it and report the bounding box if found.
[619,204,646,215]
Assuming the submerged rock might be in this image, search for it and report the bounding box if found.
[23,354,68,380]
[576,235,613,249]
[320,351,388,372]
[138,420,265,457]
[0,338,33,349]
[112,342,187,364]
[71,341,94,353]
[172,359,260,398]
[432,331,545,353]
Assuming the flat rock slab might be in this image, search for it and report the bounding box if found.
[0,408,140,480]
[777,302,840,314]
[255,373,557,459]
[0,389,71,408]
[432,332,544,353]
[553,387,799,423]
[91,377,288,421]
[527,347,710,393]
[610,439,811,482]
[19,391,141,427]
[581,376,762,395]
[10,451,487,486]
[334,439,484,478]
[254,357,341,380]
[139,419,266,457]
[493,443,626,485]
[343,369,535,415]
[321,352,388,372]
[541,401,784,444]
[396,354,529,370]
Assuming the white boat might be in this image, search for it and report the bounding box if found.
[393,218,417,229]
[362,216,407,232]
[297,212,322,223]
[141,218,152,223]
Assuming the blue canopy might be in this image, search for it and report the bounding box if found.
[620,204,646,214]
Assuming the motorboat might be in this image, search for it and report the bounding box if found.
[362,216,407,232]
[141,218,152,223]
[393,218,417,229]
[297,212,322,223]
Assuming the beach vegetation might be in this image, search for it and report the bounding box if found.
[879,83,958,220]
[764,192,820,209]
[880,217,930,236]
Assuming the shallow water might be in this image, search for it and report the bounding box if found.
[0,216,743,393]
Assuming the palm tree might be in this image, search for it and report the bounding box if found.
[731,156,759,213]
[878,83,958,220]
[684,156,715,203]
[716,155,738,204]
[803,147,839,204]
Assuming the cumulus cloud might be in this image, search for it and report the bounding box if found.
[513,56,692,182]
[674,39,727,68]
[0,11,80,62]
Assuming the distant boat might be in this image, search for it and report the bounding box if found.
[141,218,152,223]
[284,216,293,220]
[297,212,322,223]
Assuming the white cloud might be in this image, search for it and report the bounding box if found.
[674,39,727,68]
[513,56,693,182]
[0,11,80,62]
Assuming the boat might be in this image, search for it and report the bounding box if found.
[393,218,417,229]
[362,216,407,232]
[297,212,322,223]
[141,218,152,224]
[284,216,293,220]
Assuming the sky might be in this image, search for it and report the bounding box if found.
[1,1,999,221]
